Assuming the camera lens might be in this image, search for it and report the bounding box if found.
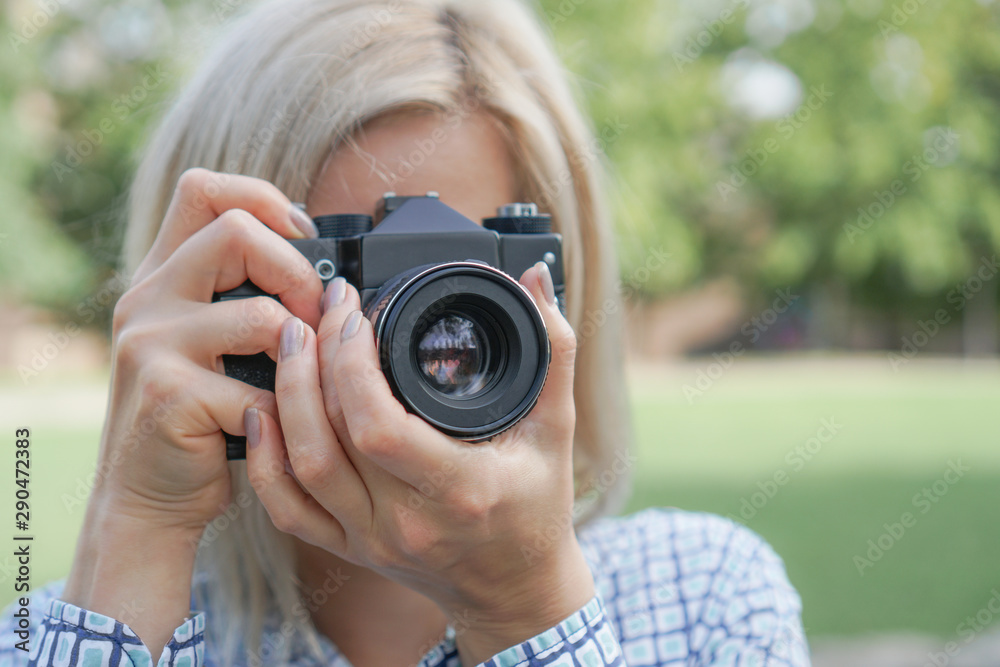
[365,262,549,441]
[416,314,489,397]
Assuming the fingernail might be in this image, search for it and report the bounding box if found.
[284,460,297,478]
[245,408,261,450]
[536,261,556,306]
[280,317,305,360]
[341,311,363,341]
[288,203,318,239]
[321,277,347,315]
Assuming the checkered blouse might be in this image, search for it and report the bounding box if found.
[0,508,810,666]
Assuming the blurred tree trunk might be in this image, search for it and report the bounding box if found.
[962,278,998,357]
[806,281,850,349]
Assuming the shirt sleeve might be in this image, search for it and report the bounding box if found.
[477,594,626,667]
[0,589,206,667]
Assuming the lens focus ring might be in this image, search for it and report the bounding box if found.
[365,262,550,441]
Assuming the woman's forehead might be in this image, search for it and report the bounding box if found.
[305,110,518,224]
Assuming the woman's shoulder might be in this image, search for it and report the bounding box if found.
[576,507,809,665]
[577,506,786,570]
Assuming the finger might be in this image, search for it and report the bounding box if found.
[315,282,417,505]
[155,297,294,369]
[316,278,362,436]
[152,361,279,439]
[151,209,323,330]
[516,262,577,444]
[332,310,454,485]
[245,407,347,552]
[135,169,317,283]
[274,317,372,527]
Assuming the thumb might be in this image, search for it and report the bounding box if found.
[518,261,577,441]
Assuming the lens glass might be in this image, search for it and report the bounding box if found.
[416,313,489,397]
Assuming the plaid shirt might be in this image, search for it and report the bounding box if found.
[0,508,810,666]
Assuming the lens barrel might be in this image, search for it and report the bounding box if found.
[364,262,550,441]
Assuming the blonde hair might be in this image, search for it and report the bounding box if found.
[124,0,631,663]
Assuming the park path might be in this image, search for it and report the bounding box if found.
[811,631,1000,666]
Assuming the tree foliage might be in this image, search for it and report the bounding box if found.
[3,0,999,332]
[540,0,1000,317]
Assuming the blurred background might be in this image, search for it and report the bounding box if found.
[2,0,999,664]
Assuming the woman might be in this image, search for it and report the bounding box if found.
[0,0,809,665]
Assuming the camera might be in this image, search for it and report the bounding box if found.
[215,193,565,460]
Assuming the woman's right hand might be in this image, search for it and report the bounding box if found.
[92,168,325,533]
[63,168,324,658]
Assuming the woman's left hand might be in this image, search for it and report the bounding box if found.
[245,261,595,664]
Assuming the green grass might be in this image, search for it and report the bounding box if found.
[2,357,999,640]
[624,356,1000,639]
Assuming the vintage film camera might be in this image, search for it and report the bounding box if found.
[215,193,565,460]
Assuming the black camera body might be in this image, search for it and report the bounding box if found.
[215,193,564,460]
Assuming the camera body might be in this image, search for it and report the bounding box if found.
[215,193,564,460]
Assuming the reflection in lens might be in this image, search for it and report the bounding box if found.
[416,314,488,397]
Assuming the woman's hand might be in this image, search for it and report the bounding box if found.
[65,168,324,659]
[246,261,595,664]
[96,167,324,530]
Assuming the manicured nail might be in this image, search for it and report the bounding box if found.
[288,203,318,239]
[341,311,363,341]
[536,261,556,306]
[244,408,261,450]
[280,317,304,360]
[322,277,347,315]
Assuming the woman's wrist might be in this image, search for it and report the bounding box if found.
[64,491,204,659]
[451,536,596,665]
